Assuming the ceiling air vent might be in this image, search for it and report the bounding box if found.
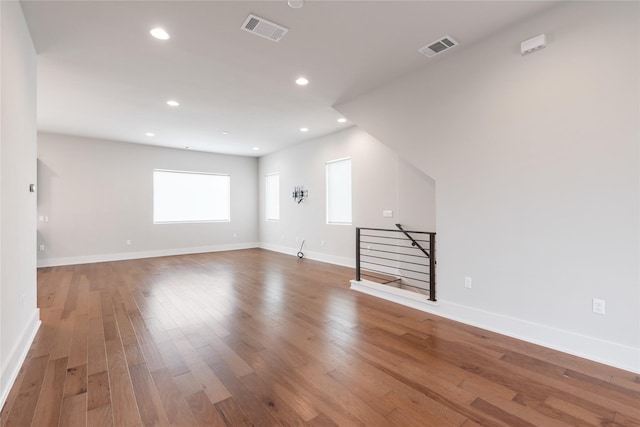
[419,35,459,58]
[241,14,288,43]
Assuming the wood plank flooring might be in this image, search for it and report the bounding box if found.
[1,248,639,426]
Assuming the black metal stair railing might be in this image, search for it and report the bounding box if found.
[395,223,430,258]
[355,226,436,301]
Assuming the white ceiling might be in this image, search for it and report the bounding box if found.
[21,1,556,156]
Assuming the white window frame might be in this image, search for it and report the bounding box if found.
[153,169,230,224]
[326,157,352,225]
[265,172,280,221]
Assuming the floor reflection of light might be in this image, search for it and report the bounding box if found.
[324,292,360,340]
[259,271,286,313]
[144,267,241,333]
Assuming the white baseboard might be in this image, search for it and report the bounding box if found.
[351,279,640,374]
[259,242,354,268]
[37,242,260,268]
[0,308,41,408]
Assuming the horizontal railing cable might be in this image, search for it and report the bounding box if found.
[360,268,431,284]
[360,234,431,244]
[360,248,426,259]
[360,253,431,268]
[360,241,431,251]
[360,260,430,277]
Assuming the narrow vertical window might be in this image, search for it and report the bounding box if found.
[265,173,280,221]
[153,170,230,223]
[326,158,352,224]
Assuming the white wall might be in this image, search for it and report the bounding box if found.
[37,133,259,266]
[40,126,437,272]
[337,1,640,372]
[397,158,436,232]
[0,0,40,406]
[258,126,435,266]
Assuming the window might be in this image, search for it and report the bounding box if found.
[153,170,230,223]
[265,173,280,221]
[326,157,352,224]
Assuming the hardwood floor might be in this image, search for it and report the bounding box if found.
[1,248,639,426]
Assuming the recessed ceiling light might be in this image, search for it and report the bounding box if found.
[145,132,155,137]
[288,0,304,9]
[222,131,229,135]
[295,77,309,86]
[252,147,260,151]
[300,127,309,132]
[337,118,347,123]
[150,28,170,40]
[166,100,180,107]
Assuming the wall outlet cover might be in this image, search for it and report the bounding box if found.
[464,276,472,289]
[592,298,605,315]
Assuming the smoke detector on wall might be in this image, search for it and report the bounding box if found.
[419,35,459,58]
[241,14,288,42]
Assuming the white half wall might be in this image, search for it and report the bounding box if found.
[336,2,640,372]
[37,133,259,266]
[0,0,40,406]
[258,126,436,265]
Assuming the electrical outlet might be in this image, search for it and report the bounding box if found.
[592,298,605,315]
[39,244,45,251]
[464,276,472,289]
[126,240,131,245]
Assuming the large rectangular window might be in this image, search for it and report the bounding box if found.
[326,157,352,224]
[265,173,280,221]
[153,170,230,223]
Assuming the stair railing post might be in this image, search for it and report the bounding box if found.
[429,233,436,301]
[355,228,361,281]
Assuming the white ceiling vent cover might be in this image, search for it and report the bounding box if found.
[241,14,288,43]
[419,35,459,58]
